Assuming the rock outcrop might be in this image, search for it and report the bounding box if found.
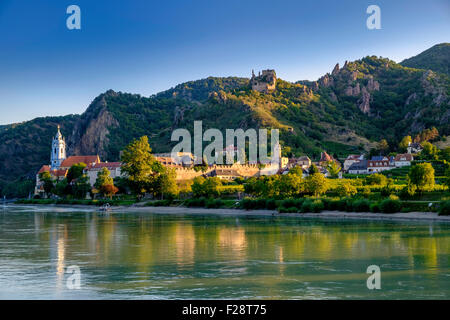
[357,87,371,114]
[67,90,119,159]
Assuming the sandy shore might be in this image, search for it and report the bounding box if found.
[10,204,450,223]
[118,206,450,222]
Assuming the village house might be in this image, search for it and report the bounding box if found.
[367,159,393,173]
[343,154,364,172]
[85,162,122,186]
[319,151,340,167]
[407,142,423,154]
[288,156,311,169]
[394,153,413,167]
[348,160,368,174]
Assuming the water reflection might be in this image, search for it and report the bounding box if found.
[0,206,448,299]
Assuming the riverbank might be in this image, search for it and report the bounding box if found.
[8,203,450,223]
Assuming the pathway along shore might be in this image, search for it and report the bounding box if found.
[8,204,450,223]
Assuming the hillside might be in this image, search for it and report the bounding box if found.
[401,43,450,76]
[1,44,449,197]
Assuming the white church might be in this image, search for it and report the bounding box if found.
[34,125,122,196]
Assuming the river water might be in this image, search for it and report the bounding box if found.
[0,205,449,299]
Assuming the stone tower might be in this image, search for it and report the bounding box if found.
[50,125,66,170]
[250,69,277,93]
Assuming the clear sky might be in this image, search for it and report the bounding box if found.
[0,0,448,125]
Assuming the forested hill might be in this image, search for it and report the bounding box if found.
[401,43,450,77]
[1,44,449,197]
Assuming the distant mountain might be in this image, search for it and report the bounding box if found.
[401,43,450,76]
[1,44,449,197]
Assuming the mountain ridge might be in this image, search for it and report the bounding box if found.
[1,44,449,197]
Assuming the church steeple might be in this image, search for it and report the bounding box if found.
[50,125,66,170]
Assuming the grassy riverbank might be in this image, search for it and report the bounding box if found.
[15,197,450,216]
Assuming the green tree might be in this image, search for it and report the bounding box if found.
[377,139,389,155]
[444,167,450,191]
[398,136,412,152]
[120,136,161,196]
[420,142,438,160]
[336,181,357,198]
[39,171,54,198]
[66,163,87,183]
[73,175,91,199]
[275,173,303,197]
[54,178,69,197]
[155,167,178,199]
[305,173,329,197]
[94,167,113,190]
[308,164,319,175]
[407,163,435,192]
[192,176,222,198]
[326,161,341,178]
[365,173,388,186]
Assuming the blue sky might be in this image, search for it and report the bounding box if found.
[0,0,448,125]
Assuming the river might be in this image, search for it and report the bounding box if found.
[0,205,449,299]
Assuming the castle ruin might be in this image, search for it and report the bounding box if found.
[250,69,277,93]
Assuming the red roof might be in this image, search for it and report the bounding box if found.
[38,165,51,174]
[60,155,100,168]
[394,154,413,161]
[320,151,334,163]
[87,162,121,170]
[368,160,390,167]
[52,169,68,177]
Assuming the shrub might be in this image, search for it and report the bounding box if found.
[438,201,450,216]
[266,199,277,210]
[241,198,255,210]
[206,199,223,208]
[255,199,267,209]
[300,200,313,213]
[352,199,371,212]
[287,207,298,213]
[370,202,380,213]
[282,199,297,208]
[336,199,348,211]
[379,199,402,213]
[278,206,289,213]
[311,200,324,213]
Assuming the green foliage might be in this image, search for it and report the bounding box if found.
[326,161,341,178]
[120,136,161,195]
[365,173,388,186]
[352,199,371,212]
[66,163,87,183]
[191,176,222,198]
[305,173,329,197]
[336,181,357,198]
[72,175,91,199]
[438,200,450,216]
[398,136,412,152]
[407,163,435,191]
[401,43,450,76]
[39,171,54,197]
[379,198,402,213]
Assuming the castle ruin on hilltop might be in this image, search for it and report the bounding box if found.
[250,69,277,93]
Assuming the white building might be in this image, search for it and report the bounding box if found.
[394,153,413,167]
[50,125,66,170]
[343,154,364,172]
[85,162,122,186]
